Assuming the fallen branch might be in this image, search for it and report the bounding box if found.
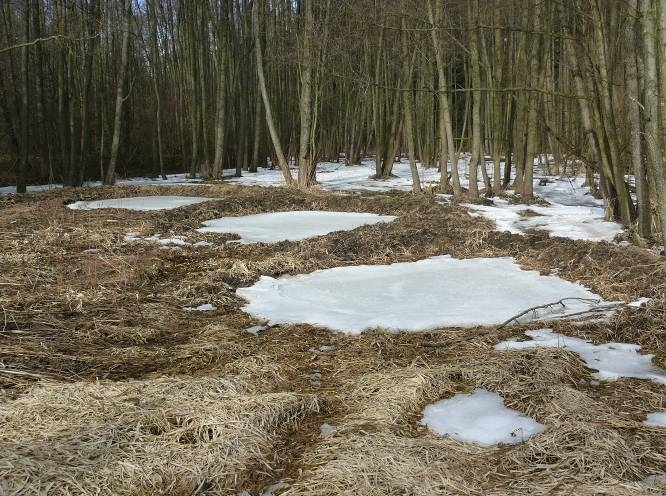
[423,299,628,349]
[497,297,601,329]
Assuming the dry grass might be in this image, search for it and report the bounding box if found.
[286,349,666,495]
[0,357,319,495]
[1,183,665,494]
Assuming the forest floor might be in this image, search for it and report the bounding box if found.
[1,177,665,495]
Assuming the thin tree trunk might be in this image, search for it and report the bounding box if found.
[626,0,651,240]
[641,0,666,243]
[297,0,315,188]
[17,0,30,194]
[427,0,461,195]
[104,0,131,185]
[252,0,294,185]
[401,7,421,193]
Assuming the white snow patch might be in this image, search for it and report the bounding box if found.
[245,325,267,335]
[114,174,203,187]
[420,389,544,446]
[644,412,666,427]
[67,195,211,211]
[237,256,606,335]
[225,160,441,193]
[0,174,203,196]
[197,210,396,244]
[183,303,217,312]
[464,197,622,242]
[496,329,666,385]
[124,233,191,246]
[144,235,190,246]
[0,183,63,195]
[628,297,651,308]
[319,423,336,438]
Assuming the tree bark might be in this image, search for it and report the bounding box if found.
[104,0,131,185]
[252,0,294,186]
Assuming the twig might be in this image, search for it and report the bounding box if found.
[422,298,619,349]
[0,32,102,54]
[497,297,601,329]
[0,369,44,379]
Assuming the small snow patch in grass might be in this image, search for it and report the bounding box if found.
[124,233,192,247]
[197,210,396,244]
[644,412,666,427]
[628,297,651,308]
[496,329,666,385]
[246,325,267,335]
[420,389,544,446]
[237,256,606,335]
[320,423,336,438]
[182,303,216,312]
[68,196,211,211]
[144,235,189,246]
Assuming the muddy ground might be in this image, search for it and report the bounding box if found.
[0,183,665,495]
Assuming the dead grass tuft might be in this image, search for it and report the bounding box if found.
[0,357,318,495]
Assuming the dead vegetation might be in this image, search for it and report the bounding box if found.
[0,184,665,495]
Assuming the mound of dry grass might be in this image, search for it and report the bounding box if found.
[286,348,666,496]
[0,357,318,495]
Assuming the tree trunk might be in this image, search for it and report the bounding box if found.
[104,0,131,185]
[641,0,666,243]
[427,0,461,195]
[626,0,651,240]
[401,7,421,193]
[17,0,30,194]
[252,0,294,186]
[297,0,315,188]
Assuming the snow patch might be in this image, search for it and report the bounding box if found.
[496,329,666,385]
[644,412,666,427]
[319,423,336,438]
[245,325,267,335]
[183,303,217,312]
[225,160,441,192]
[237,256,606,335]
[464,197,622,242]
[124,233,191,246]
[144,235,189,246]
[197,210,396,244]
[420,389,544,446]
[628,297,651,308]
[67,195,211,211]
